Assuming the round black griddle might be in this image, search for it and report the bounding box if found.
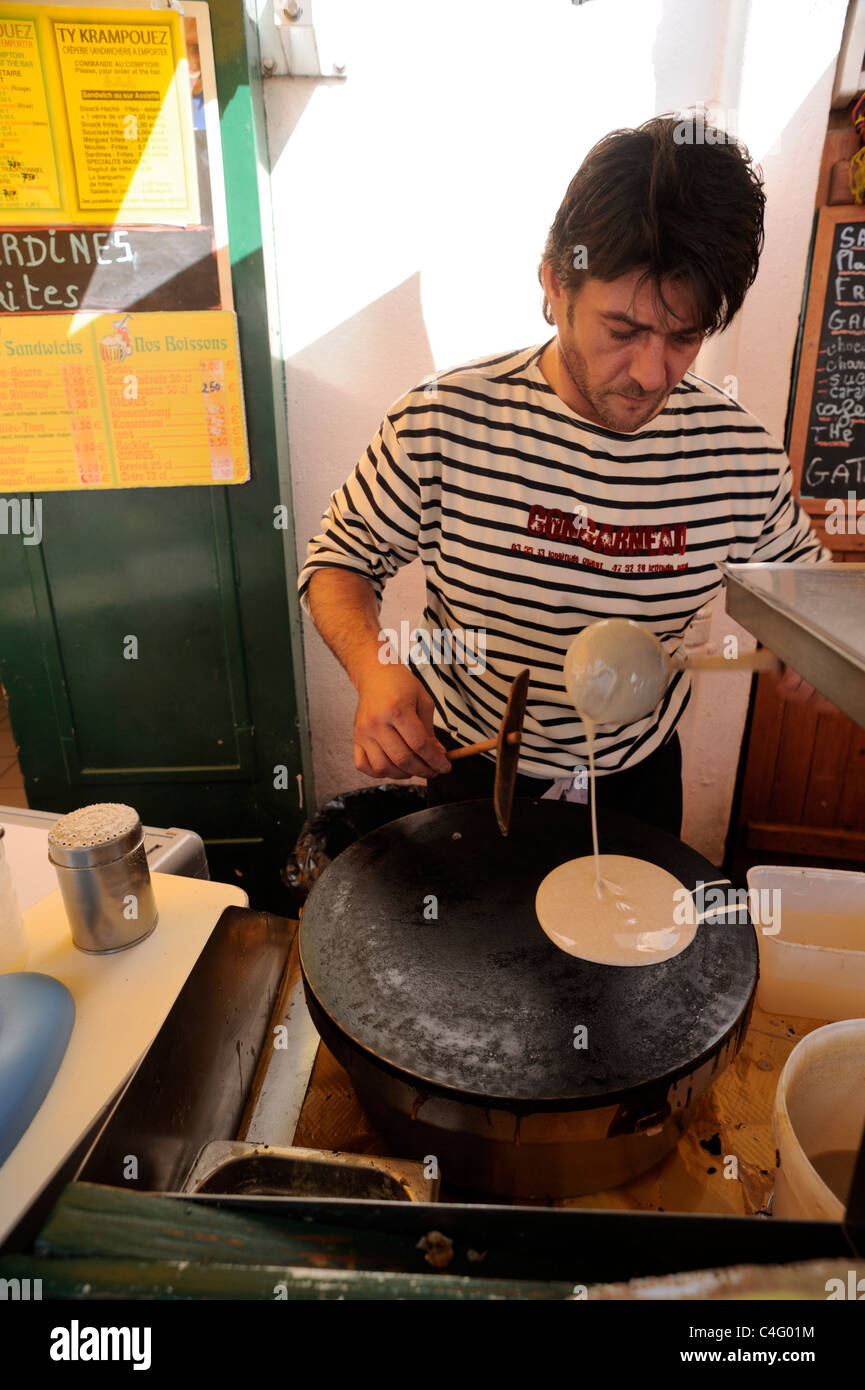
[299,799,758,1112]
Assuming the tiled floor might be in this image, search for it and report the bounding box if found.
[0,685,28,808]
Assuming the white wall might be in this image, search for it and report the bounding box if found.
[263,0,848,861]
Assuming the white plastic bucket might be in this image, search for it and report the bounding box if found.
[773,1019,865,1221]
[746,866,865,1020]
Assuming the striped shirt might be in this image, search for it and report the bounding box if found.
[298,341,831,780]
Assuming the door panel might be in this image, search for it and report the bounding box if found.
[765,702,820,825]
[34,489,252,778]
[735,665,865,867]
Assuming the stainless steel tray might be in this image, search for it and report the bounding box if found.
[182,1139,438,1203]
[720,563,865,729]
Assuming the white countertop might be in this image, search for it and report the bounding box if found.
[0,871,248,1245]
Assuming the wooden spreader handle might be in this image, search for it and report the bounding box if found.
[671,649,782,674]
[436,668,530,837]
[447,730,521,761]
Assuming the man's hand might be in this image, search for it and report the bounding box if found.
[306,569,452,778]
[354,664,452,779]
[776,663,841,716]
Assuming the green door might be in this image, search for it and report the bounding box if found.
[0,1,311,910]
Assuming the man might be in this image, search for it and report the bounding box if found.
[298,117,832,837]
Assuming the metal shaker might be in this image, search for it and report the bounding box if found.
[48,803,158,953]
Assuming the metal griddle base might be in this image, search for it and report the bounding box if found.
[298,800,759,1198]
[291,1005,819,1215]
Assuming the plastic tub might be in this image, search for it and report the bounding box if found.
[746,865,865,1019]
[773,1019,865,1220]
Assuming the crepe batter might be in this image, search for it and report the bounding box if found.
[778,910,864,953]
[535,620,696,966]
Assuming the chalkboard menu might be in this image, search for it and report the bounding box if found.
[0,224,220,315]
[789,207,865,513]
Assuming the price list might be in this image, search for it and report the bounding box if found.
[0,309,248,489]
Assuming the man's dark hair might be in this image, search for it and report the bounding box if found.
[538,115,765,334]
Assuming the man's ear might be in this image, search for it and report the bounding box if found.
[541,262,561,302]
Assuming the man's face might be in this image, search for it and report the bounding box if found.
[542,266,706,432]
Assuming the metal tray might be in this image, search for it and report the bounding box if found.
[183,1139,437,1203]
[720,562,865,728]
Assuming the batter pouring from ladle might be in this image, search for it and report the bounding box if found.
[538,623,699,963]
[300,116,836,847]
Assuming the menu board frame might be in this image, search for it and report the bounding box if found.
[0,0,245,489]
[788,204,865,551]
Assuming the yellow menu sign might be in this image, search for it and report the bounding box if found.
[0,4,198,225]
[0,15,62,212]
[0,310,249,489]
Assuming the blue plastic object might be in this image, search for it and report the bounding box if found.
[0,972,75,1167]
